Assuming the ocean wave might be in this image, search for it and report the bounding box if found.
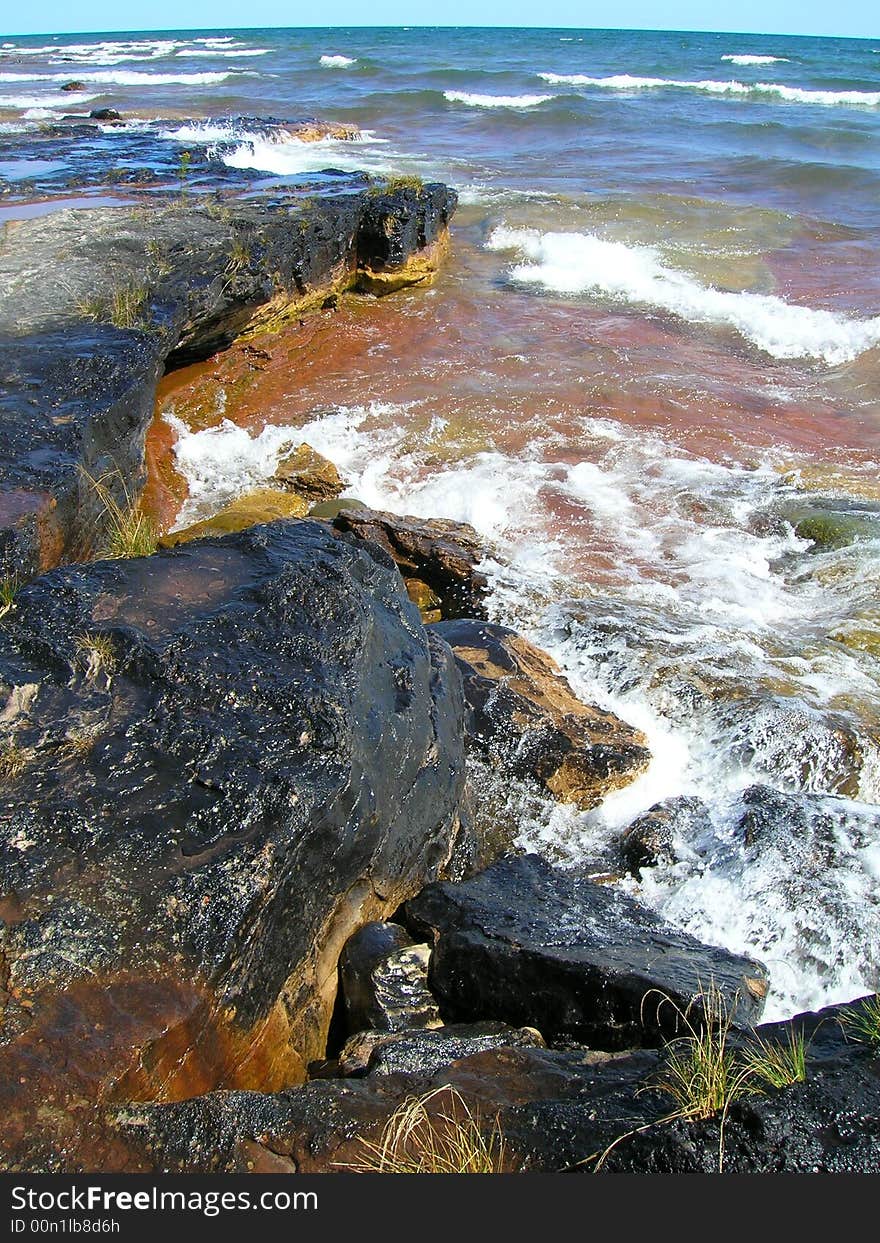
[1,91,97,110]
[721,53,790,65]
[319,54,356,67]
[182,49,270,59]
[444,90,553,108]
[487,226,880,364]
[0,69,247,86]
[537,72,880,107]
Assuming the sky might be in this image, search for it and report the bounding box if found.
[1,3,876,40]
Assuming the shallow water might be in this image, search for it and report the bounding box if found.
[3,25,879,1019]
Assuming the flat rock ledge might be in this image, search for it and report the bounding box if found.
[0,519,467,1171]
[0,184,456,575]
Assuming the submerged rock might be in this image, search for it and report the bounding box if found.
[271,442,344,503]
[404,854,768,1048]
[620,797,710,873]
[158,487,309,545]
[332,507,488,620]
[0,519,467,1170]
[432,620,651,809]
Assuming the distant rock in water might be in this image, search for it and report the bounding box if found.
[432,619,651,808]
[620,796,710,873]
[404,853,769,1047]
[0,519,467,1170]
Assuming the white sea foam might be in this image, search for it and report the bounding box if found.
[218,131,398,178]
[721,53,790,65]
[0,69,245,86]
[487,226,880,364]
[163,394,880,1017]
[1,91,97,110]
[319,54,356,67]
[538,72,880,107]
[444,90,553,108]
[182,49,270,59]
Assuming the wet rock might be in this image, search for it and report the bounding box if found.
[332,507,488,620]
[158,488,309,546]
[109,1043,662,1173]
[89,109,122,122]
[599,998,880,1172]
[363,1021,546,1077]
[0,519,467,1170]
[405,577,442,624]
[404,854,769,1048]
[781,497,880,551]
[432,620,651,809]
[339,921,440,1036]
[60,80,86,92]
[620,797,709,873]
[272,442,344,502]
[308,497,367,520]
[0,184,456,575]
[103,996,880,1173]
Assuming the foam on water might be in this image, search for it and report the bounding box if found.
[0,70,248,86]
[537,72,880,107]
[444,90,554,108]
[722,54,790,65]
[163,397,880,1018]
[319,54,356,67]
[487,226,880,364]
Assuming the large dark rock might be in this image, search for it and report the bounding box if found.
[431,620,651,809]
[109,1043,662,1173]
[404,854,768,1048]
[0,185,456,575]
[331,508,487,621]
[0,519,467,1170]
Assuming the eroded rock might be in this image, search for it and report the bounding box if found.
[331,507,488,620]
[432,620,651,809]
[272,443,344,503]
[339,921,440,1037]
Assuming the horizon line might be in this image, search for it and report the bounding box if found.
[2,24,878,43]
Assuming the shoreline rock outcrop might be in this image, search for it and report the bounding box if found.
[0,519,467,1170]
[432,620,651,808]
[0,184,457,576]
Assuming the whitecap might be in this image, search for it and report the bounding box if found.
[487,226,880,364]
[444,90,553,108]
[721,53,790,65]
[537,72,880,107]
[319,54,356,68]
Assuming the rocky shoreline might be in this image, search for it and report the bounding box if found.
[1,164,878,1174]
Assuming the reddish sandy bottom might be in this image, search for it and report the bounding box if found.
[148,233,880,566]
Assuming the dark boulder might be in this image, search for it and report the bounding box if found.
[332,507,487,620]
[431,620,651,809]
[0,519,467,1170]
[89,109,122,122]
[404,854,768,1048]
[363,1020,546,1077]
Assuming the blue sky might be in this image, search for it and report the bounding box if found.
[2,4,877,40]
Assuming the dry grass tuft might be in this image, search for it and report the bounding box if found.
[345,1086,508,1174]
[81,469,158,561]
[74,632,116,680]
[0,737,29,782]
